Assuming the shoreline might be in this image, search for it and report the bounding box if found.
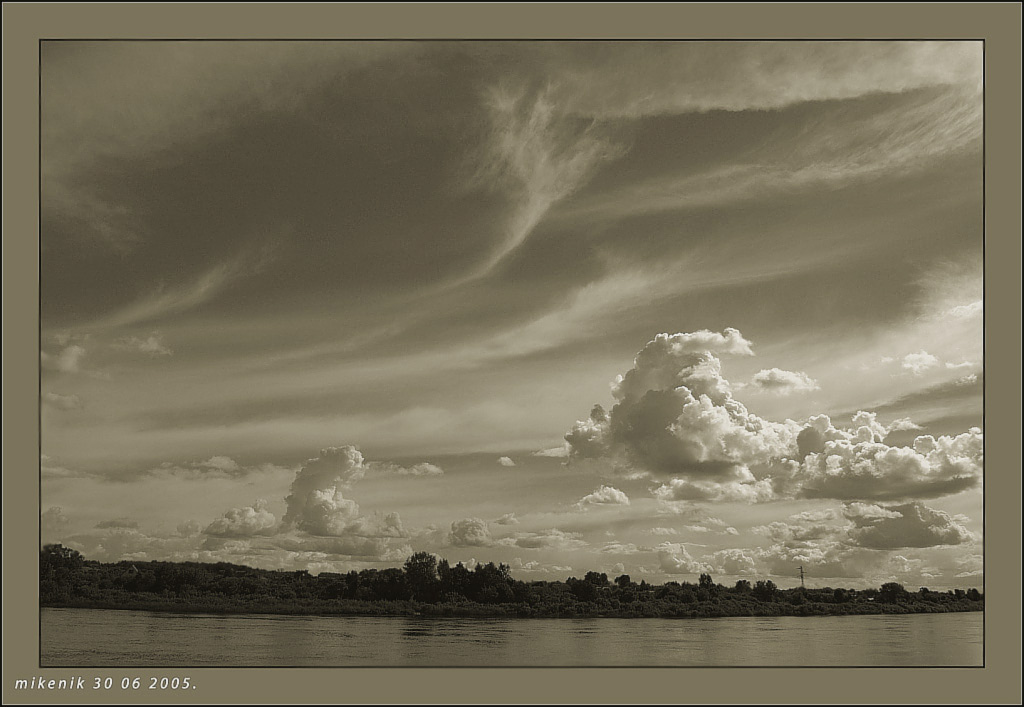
[41,599,984,620]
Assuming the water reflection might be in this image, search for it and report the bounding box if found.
[42,608,983,667]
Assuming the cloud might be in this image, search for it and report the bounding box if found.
[145,456,283,481]
[204,499,278,538]
[574,485,630,510]
[654,478,777,504]
[656,542,713,575]
[564,331,983,505]
[901,351,940,375]
[448,517,493,547]
[41,506,70,542]
[845,501,974,549]
[43,392,83,411]
[467,83,622,277]
[747,368,819,395]
[707,548,759,576]
[497,456,516,467]
[493,512,520,526]
[282,446,368,527]
[176,520,202,537]
[113,332,173,356]
[94,249,273,330]
[600,542,641,554]
[799,426,982,501]
[946,300,982,320]
[41,345,87,374]
[752,521,841,544]
[95,518,139,530]
[648,527,680,536]
[366,461,444,477]
[533,444,570,458]
[565,330,792,489]
[498,528,588,551]
[536,42,981,120]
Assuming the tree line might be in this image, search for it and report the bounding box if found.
[39,545,984,619]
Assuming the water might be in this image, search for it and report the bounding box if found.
[41,608,982,667]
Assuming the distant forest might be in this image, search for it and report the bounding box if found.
[40,545,984,619]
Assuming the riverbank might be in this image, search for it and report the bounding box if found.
[41,594,983,619]
[40,545,984,620]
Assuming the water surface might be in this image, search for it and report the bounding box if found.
[41,608,983,667]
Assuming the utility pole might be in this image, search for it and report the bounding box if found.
[798,565,805,589]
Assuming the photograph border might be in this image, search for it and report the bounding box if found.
[5,3,1020,703]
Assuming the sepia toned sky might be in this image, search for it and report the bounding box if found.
[40,41,983,589]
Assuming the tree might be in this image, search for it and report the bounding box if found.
[753,579,777,601]
[403,552,440,602]
[40,544,84,572]
[734,579,752,593]
[698,573,714,589]
[879,582,906,603]
[584,571,609,587]
[614,574,633,589]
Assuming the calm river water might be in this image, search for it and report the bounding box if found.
[41,608,982,667]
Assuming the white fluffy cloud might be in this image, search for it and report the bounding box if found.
[283,446,368,528]
[901,350,940,375]
[799,426,982,500]
[205,499,278,538]
[747,368,819,394]
[565,330,795,487]
[656,542,713,575]
[574,485,630,509]
[497,456,516,467]
[448,517,493,547]
[564,331,983,504]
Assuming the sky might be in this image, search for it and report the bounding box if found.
[40,41,984,589]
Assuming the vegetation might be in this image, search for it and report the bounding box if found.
[40,545,984,619]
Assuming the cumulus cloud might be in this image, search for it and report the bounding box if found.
[282,446,368,528]
[564,331,985,509]
[656,542,713,575]
[747,368,819,394]
[565,330,794,489]
[845,501,974,549]
[574,484,630,509]
[493,512,520,526]
[448,518,493,547]
[706,548,759,576]
[799,426,982,501]
[901,350,940,375]
[497,456,516,467]
[205,499,278,538]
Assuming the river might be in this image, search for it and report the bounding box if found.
[41,608,982,667]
